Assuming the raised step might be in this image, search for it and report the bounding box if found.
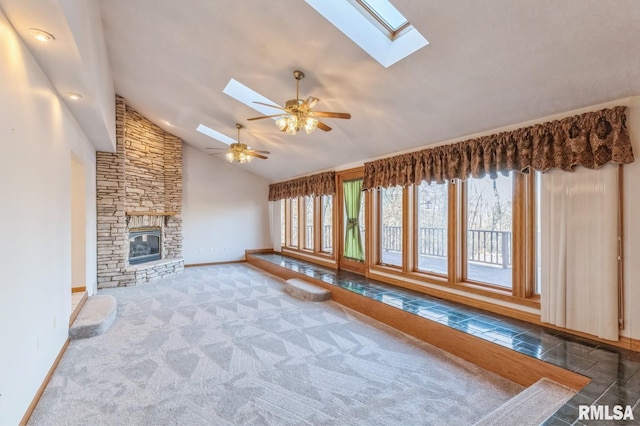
[284,278,331,302]
[473,378,575,426]
[69,295,118,340]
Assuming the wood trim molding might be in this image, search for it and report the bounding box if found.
[244,248,274,256]
[246,254,590,390]
[20,338,70,426]
[281,249,338,269]
[184,260,245,268]
[69,292,88,327]
[367,269,540,323]
[71,286,86,293]
[125,211,177,216]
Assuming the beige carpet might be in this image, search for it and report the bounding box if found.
[30,263,523,425]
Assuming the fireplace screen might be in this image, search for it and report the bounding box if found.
[129,229,161,265]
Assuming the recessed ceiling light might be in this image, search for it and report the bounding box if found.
[29,28,55,42]
[164,120,174,127]
[66,92,82,100]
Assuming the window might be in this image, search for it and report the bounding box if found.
[280,194,336,259]
[416,182,448,275]
[369,172,536,306]
[291,198,299,247]
[280,199,285,247]
[304,196,314,250]
[380,186,403,267]
[465,174,513,288]
[321,195,333,253]
[304,0,428,68]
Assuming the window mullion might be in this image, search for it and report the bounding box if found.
[512,173,526,298]
[453,180,464,283]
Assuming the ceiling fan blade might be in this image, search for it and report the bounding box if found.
[246,150,268,159]
[208,152,227,156]
[305,96,319,109]
[251,149,271,155]
[317,121,332,132]
[247,114,287,121]
[205,147,226,150]
[312,111,351,119]
[253,101,287,111]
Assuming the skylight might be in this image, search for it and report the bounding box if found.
[356,0,409,35]
[197,79,282,147]
[304,0,428,68]
[196,124,236,145]
[223,78,281,118]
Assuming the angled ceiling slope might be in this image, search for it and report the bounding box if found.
[0,0,116,152]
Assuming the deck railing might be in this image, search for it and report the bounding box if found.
[381,226,511,268]
[306,225,333,251]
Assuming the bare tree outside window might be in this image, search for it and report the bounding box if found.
[321,195,332,253]
[304,196,314,249]
[280,199,285,247]
[291,198,298,247]
[466,174,513,287]
[417,182,448,275]
[380,186,403,266]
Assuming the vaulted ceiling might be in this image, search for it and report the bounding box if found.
[6,0,640,182]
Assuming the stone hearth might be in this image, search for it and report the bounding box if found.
[96,96,183,288]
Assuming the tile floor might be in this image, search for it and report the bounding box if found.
[252,253,640,425]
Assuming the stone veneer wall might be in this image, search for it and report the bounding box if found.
[97,96,183,288]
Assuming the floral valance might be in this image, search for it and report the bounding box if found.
[268,171,336,201]
[363,106,633,190]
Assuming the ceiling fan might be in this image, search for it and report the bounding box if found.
[247,70,351,135]
[205,124,270,164]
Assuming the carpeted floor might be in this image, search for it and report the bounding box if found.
[30,264,524,425]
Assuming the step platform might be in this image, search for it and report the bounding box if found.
[284,278,332,302]
[69,294,117,340]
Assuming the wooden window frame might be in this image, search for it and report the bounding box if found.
[281,194,337,265]
[369,173,539,308]
[320,195,334,255]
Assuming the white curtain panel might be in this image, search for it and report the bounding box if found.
[540,164,619,341]
[269,200,282,252]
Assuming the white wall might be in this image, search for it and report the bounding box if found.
[182,144,271,264]
[0,9,97,424]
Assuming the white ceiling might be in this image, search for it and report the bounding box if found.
[6,0,640,182]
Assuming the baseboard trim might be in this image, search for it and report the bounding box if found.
[71,286,86,293]
[69,292,88,327]
[184,260,245,268]
[20,338,70,425]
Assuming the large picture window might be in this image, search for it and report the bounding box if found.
[465,173,513,288]
[290,198,299,248]
[368,171,536,305]
[380,186,403,267]
[281,194,335,261]
[321,195,333,254]
[416,182,448,276]
[304,196,314,250]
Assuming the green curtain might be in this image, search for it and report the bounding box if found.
[343,179,364,261]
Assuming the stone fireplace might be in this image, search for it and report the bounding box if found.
[96,96,184,288]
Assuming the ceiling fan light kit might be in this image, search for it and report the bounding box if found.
[247,70,351,135]
[206,123,270,164]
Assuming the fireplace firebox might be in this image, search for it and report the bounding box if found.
[129,229,161,265]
